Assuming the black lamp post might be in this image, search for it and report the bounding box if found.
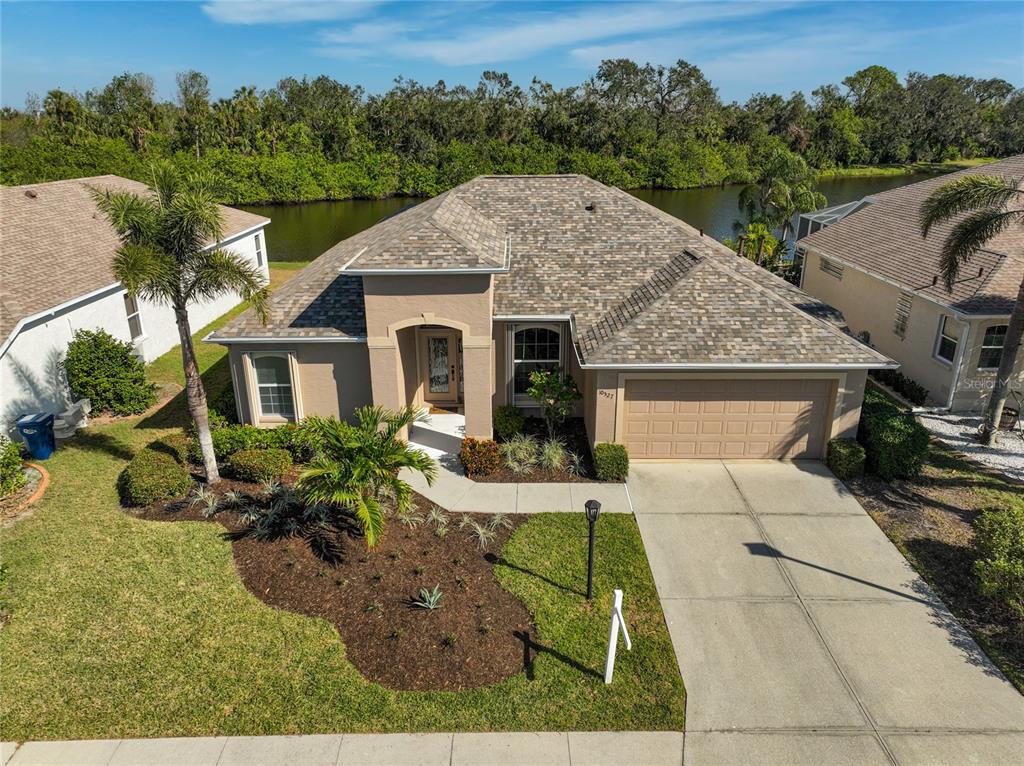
[584,499,601,600]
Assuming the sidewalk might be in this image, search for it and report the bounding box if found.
[2,731,684,766]
[399,458,632,515]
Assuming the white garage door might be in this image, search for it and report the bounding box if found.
[623,378,833,459]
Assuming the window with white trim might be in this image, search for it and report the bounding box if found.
[252,354,295,420]
[512,324,562,403]
[978,324,1008,370]
[935,316,959,364]
[123,294,144,340]
[893,294,912,338]
[819,257,843,279]
[254,233,264,267]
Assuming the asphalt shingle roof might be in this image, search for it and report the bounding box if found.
[214,174,888,368]
[800,155,1024,315]
[0,175,269,344]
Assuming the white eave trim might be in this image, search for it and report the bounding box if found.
[204,334,368,345]
[493,315,572,322]
[200,221,269,253]
[343,266,510,275]
[578,361,898,371]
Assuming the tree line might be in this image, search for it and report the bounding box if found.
[1,61,1021,204]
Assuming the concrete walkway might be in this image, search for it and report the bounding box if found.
[1,732,683,766]
[628,460,1024,766]
[399,458,631,515]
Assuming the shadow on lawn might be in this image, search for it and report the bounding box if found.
[64,429,135,462]
[485,552,584,598]
[514,630,602,681]
[138,356,232,430]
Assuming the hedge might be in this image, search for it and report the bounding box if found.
[593,442,629,482]
[229,448,293,484]
[0,436,26,498]
[64,329,157,415]
[870,368,929,406]
[117,445,192,506]
[827,438,865,480]
[189,420,319,463]
[974,504,1024,621]
[857,389,931,480]
[460,437,502,477]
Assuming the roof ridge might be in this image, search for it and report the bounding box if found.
[579,250,702,355]
[425,194,506,267]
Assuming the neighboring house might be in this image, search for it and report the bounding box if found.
[798,155,1024,413]
[210,175,891,461]
[1,175,270,432]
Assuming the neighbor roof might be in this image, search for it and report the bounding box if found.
[214,175,889,368]
[0,175,269,346]
[800,154,1024,315]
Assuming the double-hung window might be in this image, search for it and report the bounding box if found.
[252,354,296,420]
[123,294,144,340]
[254,233,264,267]
[512,324,562,404]
[935,316,959,364]
[978,325,1008,370]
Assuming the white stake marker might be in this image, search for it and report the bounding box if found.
[604,588,632,684]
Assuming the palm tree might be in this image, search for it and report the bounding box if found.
[920,174,1024,444]
[737,145,826,241]
[296,407,437,547]
[92,161,269,482]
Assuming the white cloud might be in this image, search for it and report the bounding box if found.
[202,0,378,25]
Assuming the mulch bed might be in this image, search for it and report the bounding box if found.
[475,417,608,483]
[845,448,1024,690]
[132,478,538,691]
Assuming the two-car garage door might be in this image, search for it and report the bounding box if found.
[623,378,833,459]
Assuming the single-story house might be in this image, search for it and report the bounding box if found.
[210,175,892,461]
[1,175,270,432]
[797,154,1024,412]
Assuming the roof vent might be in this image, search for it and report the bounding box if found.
[24,190,37,199]
[584,202,596,213]
[979,267,984,278]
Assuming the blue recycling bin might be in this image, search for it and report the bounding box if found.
[16,412,56,460]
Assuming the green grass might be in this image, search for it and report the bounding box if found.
[0,418,684,739]
[819,158,997,179]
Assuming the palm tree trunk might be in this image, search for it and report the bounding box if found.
[174,303,220,483]
[980,276,1024,445]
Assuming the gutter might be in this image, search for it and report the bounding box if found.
[203,333,368,345]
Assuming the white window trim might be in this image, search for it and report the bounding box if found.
[978,324,1008,371]
[509,322,564,407]
[123,293,145,341]
[934,316,959,366]
[254,233,264,267]
[246,351,302,424]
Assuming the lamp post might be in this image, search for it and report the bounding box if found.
[584,499,601,600]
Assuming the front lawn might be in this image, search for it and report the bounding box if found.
[847,442,1024,692]
[0,419,684,740]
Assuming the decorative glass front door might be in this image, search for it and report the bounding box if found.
[422,331,461,404]
[428,337,450,395]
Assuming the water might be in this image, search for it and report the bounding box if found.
[241,174,932,263]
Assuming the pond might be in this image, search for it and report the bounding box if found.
[240,174,933,263]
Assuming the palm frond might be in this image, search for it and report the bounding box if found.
[149,160,181,209]
[940,209,1024,289]
[185,248,270,322]
[89,187,159,244]
[355,495,386,547]
[920,175,1024,238]
[112,243,177,303]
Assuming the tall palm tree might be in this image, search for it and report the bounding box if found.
[737,145,826,240]
[297,407,437,547]
[92,161,269,482]
[920,173,1024,444]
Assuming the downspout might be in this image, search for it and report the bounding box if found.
[912,319,971,414]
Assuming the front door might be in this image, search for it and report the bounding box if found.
[422,331,461,406]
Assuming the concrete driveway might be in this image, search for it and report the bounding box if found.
[629,461,1024,766]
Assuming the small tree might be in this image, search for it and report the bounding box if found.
[526,369,581,439]
[296,407,437,547]
[64,329,157,415]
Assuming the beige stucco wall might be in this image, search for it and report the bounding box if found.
[951,317,1024,412]
[228,341,372,426]
[802,249,959,406]
[363,274,494,438]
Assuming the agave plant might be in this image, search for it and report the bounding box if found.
[412,585,444,610]
[297,407,437,547]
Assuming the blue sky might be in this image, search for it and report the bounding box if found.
[2,1,1022,108]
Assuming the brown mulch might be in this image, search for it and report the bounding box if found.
[845,449,1024,690]
[133,480,537,691]
[476,417,608,483]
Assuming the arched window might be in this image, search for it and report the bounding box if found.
[979,325,1008,370]
[512,324,562,402]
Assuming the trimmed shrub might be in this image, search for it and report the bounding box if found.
[827,438,865,481]
[208,385,239,423]
[500,433,539,474]
[973,505,1024,621]
[870,368,929,406]
[594,442,629,482]
[0,435,26,497]
[493,405,525,441]
[191,421,319,463]
[229,448,293,484]
[149,431,190,464]
[64,329,157,415]
[858,389,931,481]
[117,446,192,506]
[460,437,501,477]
